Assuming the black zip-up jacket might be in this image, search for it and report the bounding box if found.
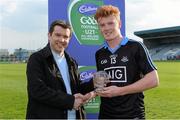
[26,43,93,119]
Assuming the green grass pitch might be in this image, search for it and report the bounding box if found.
[0,62,180,119]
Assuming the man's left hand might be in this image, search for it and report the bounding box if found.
[97,86,124,97]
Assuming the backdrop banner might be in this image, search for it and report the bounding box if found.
[48,0,125,118]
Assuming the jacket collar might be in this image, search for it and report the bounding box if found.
[42,43,75,65]
[42,43,52,58]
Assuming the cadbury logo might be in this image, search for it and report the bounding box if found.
[80,71,94,81]
[79,4,98,15]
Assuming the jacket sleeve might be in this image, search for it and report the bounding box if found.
[70,58,94,95]
[26,53,74,110]
[80,79,94,95]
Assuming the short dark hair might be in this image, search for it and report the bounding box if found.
[49,20,72,37]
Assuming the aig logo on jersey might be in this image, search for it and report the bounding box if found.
[104,66,127,82]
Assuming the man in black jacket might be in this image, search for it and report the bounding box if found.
[26,20,92,119]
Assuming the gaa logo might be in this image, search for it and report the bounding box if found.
[68,0,104,45]
[104,66,127,82]
[80,16,97,25]
[101,59,107,64]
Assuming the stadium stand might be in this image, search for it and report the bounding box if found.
[134,26,180,60]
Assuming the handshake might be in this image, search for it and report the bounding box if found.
[73,92,96,110]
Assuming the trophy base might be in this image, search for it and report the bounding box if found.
[94,88,104,93]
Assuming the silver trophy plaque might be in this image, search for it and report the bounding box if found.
[93,71,110,92]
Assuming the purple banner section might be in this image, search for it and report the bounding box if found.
[49,0,125,119]
[48,0,125,66]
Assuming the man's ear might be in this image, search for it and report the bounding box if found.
[48,33,51,42]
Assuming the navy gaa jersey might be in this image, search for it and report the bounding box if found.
[95,38,157,119]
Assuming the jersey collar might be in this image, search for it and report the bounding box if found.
[103,37,129,53]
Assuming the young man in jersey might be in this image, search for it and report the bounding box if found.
[94,5,159,119]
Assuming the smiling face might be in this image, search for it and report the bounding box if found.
[98,15,121,42]
[48,25,71,54]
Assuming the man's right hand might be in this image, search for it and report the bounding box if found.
[73,93,84,110]
[73,92,94,110]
